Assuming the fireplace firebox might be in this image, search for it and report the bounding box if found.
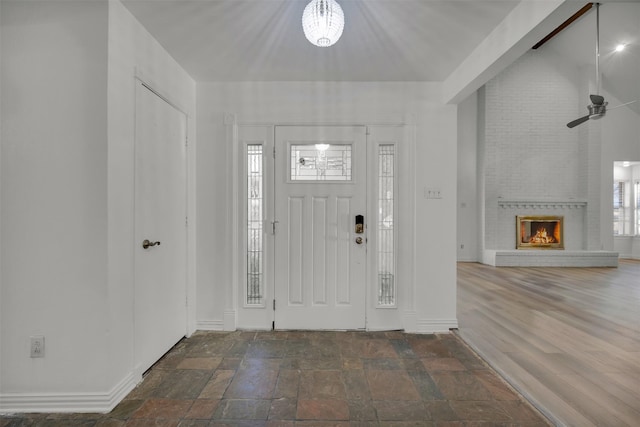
[516,215,564,249]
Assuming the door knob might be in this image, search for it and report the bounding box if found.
[142,239,161,249]
[355,237,363,245]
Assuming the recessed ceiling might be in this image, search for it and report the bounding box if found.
[121,0,520,82]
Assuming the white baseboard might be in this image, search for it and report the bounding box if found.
[223,310,237,331]
[0,372,138,414]
[196,319,224,331]
[416,318,459,333]
[402,311,418,333]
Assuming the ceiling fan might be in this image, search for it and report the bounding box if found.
[567,3,636,128]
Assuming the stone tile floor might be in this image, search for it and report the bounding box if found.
[0,331,550,426]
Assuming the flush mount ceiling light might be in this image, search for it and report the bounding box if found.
[302,0,344,47]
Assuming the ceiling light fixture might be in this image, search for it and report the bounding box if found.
[615,43,626,52]
[302,0,344,47]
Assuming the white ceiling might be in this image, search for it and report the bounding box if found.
[121,0,520,81]
[122,0,640,108]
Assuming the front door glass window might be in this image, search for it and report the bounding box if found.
[290,144,352,181]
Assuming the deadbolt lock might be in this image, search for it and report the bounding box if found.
[355,214,364,234]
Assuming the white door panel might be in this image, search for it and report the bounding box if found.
[274,126,366,330]
[134,82,187,375]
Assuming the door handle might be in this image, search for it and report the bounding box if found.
[355,237,364,245]
[142,239,161,249]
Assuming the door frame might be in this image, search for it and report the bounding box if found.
[232,121,414,331]
[132,78,191,377]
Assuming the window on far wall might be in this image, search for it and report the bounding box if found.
[636,181,640,235]
[613,161,640,236]
[613,181,628,235]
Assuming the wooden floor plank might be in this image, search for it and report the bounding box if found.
[458,329,598,427]
[458,260,640,427]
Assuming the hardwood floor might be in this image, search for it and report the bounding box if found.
[457,259,640,427]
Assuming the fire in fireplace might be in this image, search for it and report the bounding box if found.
[516,215,564,249]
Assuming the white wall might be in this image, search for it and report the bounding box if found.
[601,92,640,254]
[0,0,4,391]
[196,81,458,333]
[0,0,196,412]
[1,0,110,397]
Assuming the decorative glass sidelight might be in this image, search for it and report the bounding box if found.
[636,181,640,235]
[378,145,395,306]
[290,144,352,181]
[247,145,263,305]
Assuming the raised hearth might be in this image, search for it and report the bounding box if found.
[485,250,618,267]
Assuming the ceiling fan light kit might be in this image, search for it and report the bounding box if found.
[302,0,344,47]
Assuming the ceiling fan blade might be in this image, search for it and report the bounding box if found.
[590,94,605,105]
[567,115,590,128]
[608,100,638,111]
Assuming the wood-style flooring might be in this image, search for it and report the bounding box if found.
[457,259,640,427]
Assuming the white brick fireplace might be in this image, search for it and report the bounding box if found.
[472,50,618,267]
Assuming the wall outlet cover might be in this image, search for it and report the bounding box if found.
[30,336,45,358]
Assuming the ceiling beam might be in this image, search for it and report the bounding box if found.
[442,1,578,105]
[532,3,593,50]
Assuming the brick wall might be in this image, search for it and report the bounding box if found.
[479,49,599,251]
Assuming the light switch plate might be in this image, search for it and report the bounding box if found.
[424,188,442,199]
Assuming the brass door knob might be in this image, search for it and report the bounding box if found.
[355,237,363,245]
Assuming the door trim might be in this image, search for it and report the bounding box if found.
[232,121,414,331]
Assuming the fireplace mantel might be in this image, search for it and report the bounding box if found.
[497,199,587,209]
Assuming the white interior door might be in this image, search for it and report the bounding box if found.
[134,81,187,375]
[274,126,367,330]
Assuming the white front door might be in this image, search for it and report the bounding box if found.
[134,81,187,376]
[274,126,367,329]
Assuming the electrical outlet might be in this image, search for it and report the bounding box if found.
[30,336,45,358]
